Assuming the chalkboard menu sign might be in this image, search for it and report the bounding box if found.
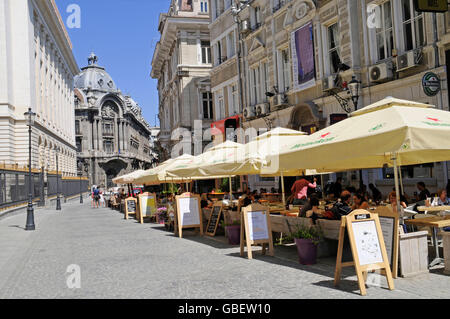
[125,197,138,220]
[206,203,223,237]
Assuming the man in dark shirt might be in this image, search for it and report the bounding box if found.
[331,191,353,220]
[330,177,342,199]
[416,182,431,201]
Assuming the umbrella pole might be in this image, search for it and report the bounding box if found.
[229,176,233,198]
[281,172,286,206]
[393,154,403,222]
[320,175,325,199]
[398,166,404,197]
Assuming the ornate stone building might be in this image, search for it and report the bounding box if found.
[0,0,79,175]
[152,0,212,160]
[74,54,154,188]
[231,0,450,193]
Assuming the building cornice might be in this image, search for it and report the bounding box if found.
[34,0,79,75]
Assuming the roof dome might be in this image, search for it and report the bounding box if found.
[74,53,117,91]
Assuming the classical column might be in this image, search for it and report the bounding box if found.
[98,119,103,152]
[115,118,119,153]
[92,119,97,151]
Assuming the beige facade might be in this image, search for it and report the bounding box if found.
[0,0,79,176]
[152,0,212,160]
[227,0,449,193]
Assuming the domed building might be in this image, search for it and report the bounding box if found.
[74,53,155,188]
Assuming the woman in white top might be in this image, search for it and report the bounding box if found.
[431,189,450,206]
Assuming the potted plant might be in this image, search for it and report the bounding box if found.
[290,226,322,265]
[156,207,167,225]
[222,220,241,245]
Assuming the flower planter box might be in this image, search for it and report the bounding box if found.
[399,231,429,277]
[440,231,450,275]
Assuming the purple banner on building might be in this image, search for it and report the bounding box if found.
[291,22,316,92]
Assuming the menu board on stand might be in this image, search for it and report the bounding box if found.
[374,206,400,278]
[334,210,395,296]
[125,197,137,220]
[175,193,203,238]
[206,202,223,237]
[138,193,157,224]
[240,203,274,260]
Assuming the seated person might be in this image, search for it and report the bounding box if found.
[352,193,370,210]
[330,191,353,220]
[387,191,407,213]
[200,193,212,209]
[239,194,252,207]
[431,189,450,206]
[300,196,325,221]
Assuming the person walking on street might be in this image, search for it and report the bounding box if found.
[93,187,100,208]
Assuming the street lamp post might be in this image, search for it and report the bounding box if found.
[55,146,61,211]
[24,108,36,231]
[78,160,83,204]
[347,76,364,189]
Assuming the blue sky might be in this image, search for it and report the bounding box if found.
[55,0,170,127]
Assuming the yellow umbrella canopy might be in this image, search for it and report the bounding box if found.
[245,127,312,176]
[133,158,188,185]
[112,170,146,185]
[166,141,255,177]
[269,103,450,172]
[351,96,433,117]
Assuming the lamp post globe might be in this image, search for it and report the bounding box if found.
[24,108,36,231]
[348,76,361,110]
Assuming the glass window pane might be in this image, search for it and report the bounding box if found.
[402,0,411,22]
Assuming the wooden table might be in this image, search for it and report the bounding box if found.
[417,206,450,216]
[405,216,450,267]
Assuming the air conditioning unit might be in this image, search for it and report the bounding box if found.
[396,49,421,72]
[369,62,393,83]
[243,106,255,120]
[322,76,337,92]
[255,103,270,117]
[271,94,288,110]
[240,20,251,34]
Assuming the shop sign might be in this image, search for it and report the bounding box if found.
[422,72,441,97]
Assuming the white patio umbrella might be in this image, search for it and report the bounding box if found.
[268,101,450,219]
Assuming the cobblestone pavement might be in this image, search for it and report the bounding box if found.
[0,201,449,299]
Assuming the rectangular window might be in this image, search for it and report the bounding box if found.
[75,120,80,135]
[201,41,211,64]
[202,92,213,119]
[200,0,208,13]
[401,0,424,51]
[375,1,394,61]
[231,84,239,115]
[281,49,291,92]
[76,138,82,152]
[328,23,341,74]
[102,122,114,137]
[103,140,114,154]
[228,32,236,57]
[216,94,225,120]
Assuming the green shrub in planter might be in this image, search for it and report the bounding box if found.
[288,226,323,265]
